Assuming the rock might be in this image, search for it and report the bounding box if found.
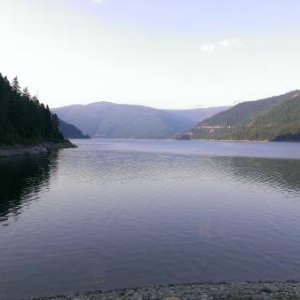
[261,286,273,294]
[41,281,300,300]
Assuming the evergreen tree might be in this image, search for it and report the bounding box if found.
[0,73,65,145]
[12,77,20,93]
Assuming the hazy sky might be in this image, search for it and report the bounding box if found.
[0,0,299,109]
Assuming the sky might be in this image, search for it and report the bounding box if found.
[0,0,299,109]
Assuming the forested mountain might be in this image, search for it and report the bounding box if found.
[183,91,300,141]
[0,73,64,145]
[253,94,300,141]
[53,102,228,139]
[58,119,90,139]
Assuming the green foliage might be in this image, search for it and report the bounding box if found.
[0,73,64,145]
[187,91,300,141]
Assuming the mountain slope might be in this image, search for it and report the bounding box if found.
[165,107,229,124]
[253,93,300,141]
[53,102,228,139]
[58,119,90,139]
[185,91,300,141]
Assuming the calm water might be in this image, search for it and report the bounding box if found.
[1,139,300,299]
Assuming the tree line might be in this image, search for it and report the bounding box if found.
[0,73,64,145]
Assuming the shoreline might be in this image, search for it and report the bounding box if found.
[89,137,300,143]
[0,140,77,158]
[35,281,300,300]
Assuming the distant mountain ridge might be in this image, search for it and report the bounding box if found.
[58,119,90,139]
[52,102,228,139]
[183,90,300,141]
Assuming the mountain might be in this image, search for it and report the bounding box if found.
[165,107,230,124]
[0,73,65,145]
[58,119,90,139]
[183,90,300,141]
[253,93,300,141]
[52,102,228,139]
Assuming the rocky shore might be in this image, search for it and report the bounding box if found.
[37,281,300,300]
[0,140,76,157]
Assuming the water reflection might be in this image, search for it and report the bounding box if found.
[1,140,300,299]
[0,153,57,223]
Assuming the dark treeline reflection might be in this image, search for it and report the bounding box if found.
[0,153,57,223]
[217,156,300,194]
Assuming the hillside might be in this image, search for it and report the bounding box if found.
[58,119,90,139]
[0,73,65,145]
[253,94,300,141]
[52,102,228,139]
[184,91,300,141]
[165,107,229,123]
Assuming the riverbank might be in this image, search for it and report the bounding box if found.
[0,140,76,157]
[37,281,300,300]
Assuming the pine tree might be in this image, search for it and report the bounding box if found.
[12,77,20,93]
[0,73,65,145]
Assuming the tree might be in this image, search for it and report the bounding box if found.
[12,77,20,93]
[0,73,65,145]
[22,87,31,99]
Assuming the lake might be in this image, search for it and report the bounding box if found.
[1,139,300,299]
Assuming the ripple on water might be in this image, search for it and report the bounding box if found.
[0,139,300,299]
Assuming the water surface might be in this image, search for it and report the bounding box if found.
[1,139,300,299]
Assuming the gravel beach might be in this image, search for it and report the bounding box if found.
[36,281,300,300]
